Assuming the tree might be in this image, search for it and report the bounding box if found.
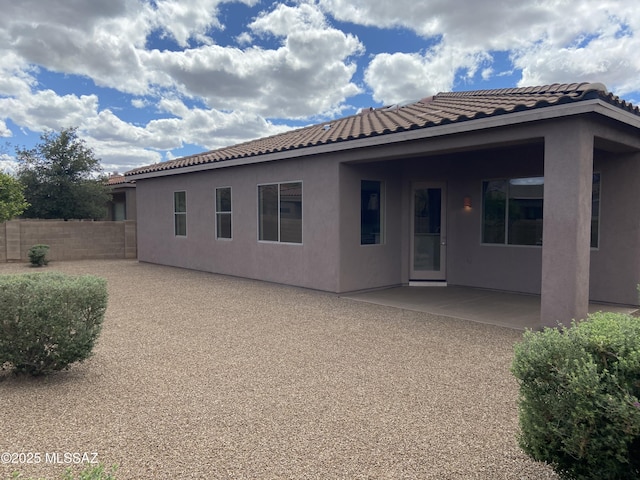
[16,128,111,220]
[0,172,29,222]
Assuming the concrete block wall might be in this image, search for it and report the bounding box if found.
[0,220,136,262]
[0,225,3,263]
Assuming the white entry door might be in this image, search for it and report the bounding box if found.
[410,183,446,281]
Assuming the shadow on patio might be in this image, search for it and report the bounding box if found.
[342,285,637,330]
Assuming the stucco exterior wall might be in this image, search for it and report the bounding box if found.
[335,141,548,294]
[134,114,640,307]
[589,151,640,305]
[436,145,546,294]
[136,156,341,292]
[337,163,403,292]
[336,130,640,306]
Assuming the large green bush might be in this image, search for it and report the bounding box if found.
[0,272,108,376]
[512,312,640,479]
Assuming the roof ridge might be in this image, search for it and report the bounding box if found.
[126,82,638,178]
[434,82,607,99]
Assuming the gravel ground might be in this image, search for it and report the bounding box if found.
[0,260,558,480]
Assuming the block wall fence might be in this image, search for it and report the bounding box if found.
[0,220,136,262]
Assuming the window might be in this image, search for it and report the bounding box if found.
[482,174,600,247]
[174,191,186,236]
[258,182,302,243]
[216,187,232,239]
[361,180,384,245]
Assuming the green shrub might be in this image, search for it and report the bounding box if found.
[0,272,108,376]
[28,244,50,267]
[512,312,640,479]
[11,464,117,480]
[61,464,118,480]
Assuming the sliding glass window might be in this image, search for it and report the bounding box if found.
[482,174,600,247]
[258,182,302,243]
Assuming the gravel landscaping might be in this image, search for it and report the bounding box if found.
[0,260,558,479]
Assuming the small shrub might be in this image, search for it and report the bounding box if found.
[28,244,50,267]
[0,272,108,376]
[512,312,640,480]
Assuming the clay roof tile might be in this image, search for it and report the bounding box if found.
[126,82,638,177]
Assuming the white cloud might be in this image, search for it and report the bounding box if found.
[250,2,327,36]
[152,0,260,47]
[1,0,364,113]
[0,0,153,96]
[85,140,163,174]
[320,0,640,99]
[0,120,12,138]
[0,153,17,174]
[0,0,638,173]
[0,0,366,171]
[514,19,640,96]
[152,0,224,47]
[140,2,364,118]
[81,97,290,170]
[0,90,100,133]
[0,53,38,97]
[364,45,491,104]
[131,98,150,109]
[150,97,290,150]
[235,31,253,46]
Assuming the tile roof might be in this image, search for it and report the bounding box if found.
[126,82,640,177]
[106,174,133,186]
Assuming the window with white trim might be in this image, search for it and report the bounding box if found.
[482,174,600,247]
[174,191,186,236]
[216,187,232,239]
[258,182,302,243]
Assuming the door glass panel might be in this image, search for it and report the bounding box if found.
[413,188,441,272]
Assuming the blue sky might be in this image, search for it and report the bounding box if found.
[1,0,639,174]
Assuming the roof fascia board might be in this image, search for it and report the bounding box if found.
[128,99,637,181]
[590,101,640,128]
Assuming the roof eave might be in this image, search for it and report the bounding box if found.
[127,99,637,181]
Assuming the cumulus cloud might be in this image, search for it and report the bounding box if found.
[0,91,100,133]
[364,45,491,104]
[514,19,640,96]
[320,0,640,102]
[79,97,290,172]
[141,2,364,118]
[0,0,368,170]
[0,0,638,172]
[0,153,18,174]
[0,120,12,138]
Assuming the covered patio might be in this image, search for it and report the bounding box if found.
[343,285,637,330]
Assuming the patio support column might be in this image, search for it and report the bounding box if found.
[540,120,594,328]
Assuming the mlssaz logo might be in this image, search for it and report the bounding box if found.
[45,452,99,464]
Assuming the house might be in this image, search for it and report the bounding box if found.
[125,83,640,329]
[106,173,136,221]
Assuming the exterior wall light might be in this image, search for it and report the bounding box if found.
[463,196,472,209]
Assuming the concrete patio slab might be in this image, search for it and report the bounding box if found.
[343,285,637,330]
